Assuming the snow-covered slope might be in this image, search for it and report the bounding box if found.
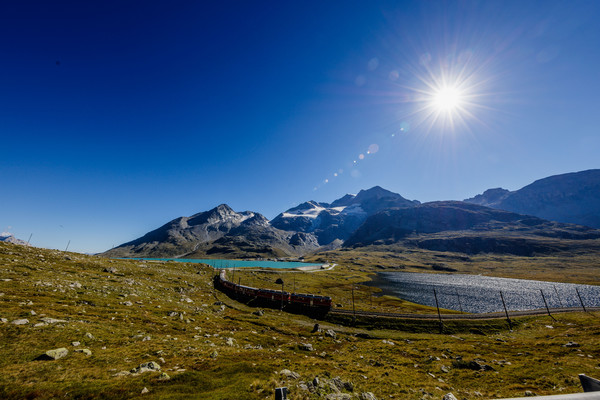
[270,186,419,245]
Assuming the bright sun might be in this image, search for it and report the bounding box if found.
[432,85,464,112]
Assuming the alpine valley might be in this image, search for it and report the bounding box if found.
[102,169,600,259]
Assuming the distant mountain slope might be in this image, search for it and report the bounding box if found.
[0,233,29,246]
[465,169,600,228]
[344,201,600,256]
[271,186,419,245]
[101,204,319,259]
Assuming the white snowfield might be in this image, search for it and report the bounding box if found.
[280,199,366,220]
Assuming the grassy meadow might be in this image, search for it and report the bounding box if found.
[1,241,599,399]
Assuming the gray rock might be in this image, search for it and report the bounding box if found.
[325,329,337,339]
[210,351,218,359]
[131,361,161,374]
[75,348,92,356]
[85,332,95,340]
[40,317,67,324]
[312,323,321,333]
[279,369,300,379]
[103,267,117,274]
[225,337,236,347]
[158,372,171,380]
[360,393,377,400]
[72,341,80,346]
[313,376,320,387]
[36,348,69,360]
[252,309,264,316]
[524,390,536,397]
[11,319,29,325]
[300,343,314,351]
[141,387,149,394]
[442,394,458,400]
[0,318,7,323]
[564,341,580,348]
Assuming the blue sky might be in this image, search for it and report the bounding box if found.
[2,1,599,253]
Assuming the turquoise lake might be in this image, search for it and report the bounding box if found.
[127,258,322,269]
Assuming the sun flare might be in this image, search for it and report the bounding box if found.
[432,85,464,113]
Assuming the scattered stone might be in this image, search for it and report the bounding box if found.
[213,301,223,306]
[300,343,314,351]
[113,371,131,377]
[0,318,7,323]
[564,341,580,348]
[85,332,95,340]
[325,329,337,339]
[313,376,320,387]
[360,393,377,400]
[452,360,494,371]
[103,267,117,274]
[11,319,29,325]
[141,387,149,394]
[30,310,37,316]
[440,366,450,373]
[524,390,537,397]
[121,301,133,306]
[158,357,166,364]
[131,361,161,374]
[36,348,69,361]
[70,282,82,289]
[312,323,321,333]
[210,351,218,359]
[72,341,81,347]
[252,309,264,316]
[279,369,300,379]
[225,337,236,347]
[442,394,458,400]
[158,372,171,381]
[75,348,92,356]
[41,317,67,324]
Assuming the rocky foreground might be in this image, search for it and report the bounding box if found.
[1,241,599,399]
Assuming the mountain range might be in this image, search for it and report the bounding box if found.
[102,169,600,259]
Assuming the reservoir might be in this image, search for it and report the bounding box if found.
[368,272,600,313]
[130,258,323,270]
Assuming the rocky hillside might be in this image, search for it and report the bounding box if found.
[0,233,28,246]
[271,186,419,245]
[345,201,600,256]
[465,169,600,228]
[101,204,319,259]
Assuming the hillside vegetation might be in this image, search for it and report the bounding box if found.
[1,241,600,399]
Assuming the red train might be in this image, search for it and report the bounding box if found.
[215,270,332,314]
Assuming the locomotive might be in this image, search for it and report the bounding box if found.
[215,270,332,315]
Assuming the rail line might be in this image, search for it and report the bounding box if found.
[330,306,600,320]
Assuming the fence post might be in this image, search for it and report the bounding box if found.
[540,289,556,321]
[576,288,588,312]
[553,285,563,308]
[455,289,463,312]
[500,291,512,330]
[351,286,356,322]
[433,288,443,333]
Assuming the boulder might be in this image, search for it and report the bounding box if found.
[300,343,314,351]
[325,329,337,339]
[11,319,29,325]
[36,348,69,361]
[442,394,458,400]
[279,369,300,379]
[131,361,161,374]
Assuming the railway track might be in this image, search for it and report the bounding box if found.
[329,306,600,320]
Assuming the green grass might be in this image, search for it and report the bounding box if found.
[1,241,600,399]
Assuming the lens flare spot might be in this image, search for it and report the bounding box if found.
[368,144,379,154]
[358,154,365,160]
